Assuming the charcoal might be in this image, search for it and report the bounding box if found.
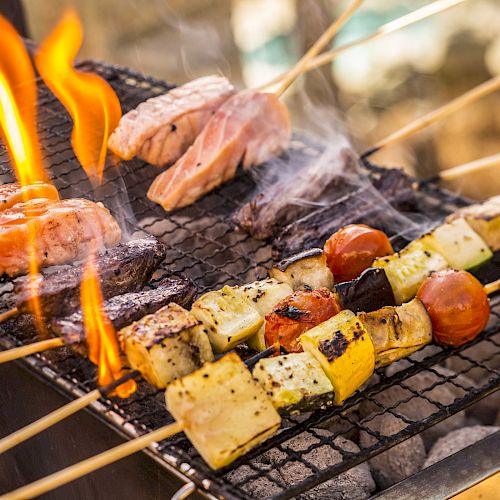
[13,237,166,318]
[50,275,197,351]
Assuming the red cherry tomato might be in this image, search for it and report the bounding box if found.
[324,224,393,283]
[265,288,340,353]
[417,269,490,347]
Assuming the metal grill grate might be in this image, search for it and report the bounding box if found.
[0,61,499,499]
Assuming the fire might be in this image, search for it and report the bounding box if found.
[81,254,136,398]
[0,16,55,331]
[35,8,122,184]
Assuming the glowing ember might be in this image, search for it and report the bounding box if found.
[81,254,136,398]
[35,8,122,184]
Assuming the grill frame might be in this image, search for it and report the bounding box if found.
[0,60,499,499]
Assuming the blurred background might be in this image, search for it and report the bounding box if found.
[3,0,500,199]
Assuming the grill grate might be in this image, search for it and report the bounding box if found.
[0,60,499,499]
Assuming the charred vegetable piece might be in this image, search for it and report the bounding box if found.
[191,285,263,353]
[447,195,500,251]
[119,303,213,388]
[299,310,375,405]
[265,288,341,353]
[417,269,490,347]
[51,276,197,352]
[420,218,492,270]
[358,298,432,368]
[13,237,166,318]
[166,352,281,469]
[269,248,334,291]
[333,267,395,313]
[373,241,448,305]
[253,352,334,415]
[238,278,293,351]
[324,224,393,282]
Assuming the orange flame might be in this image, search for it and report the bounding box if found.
[0,16,55,331]
[81,254,136,398]
[35,9,122,184]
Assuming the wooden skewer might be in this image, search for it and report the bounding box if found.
[363,75,500,158]
[260,0,468,92]
[485,278,500,296]
[0,307,18,324]
[0,337,63,364]
[274,0,364,98]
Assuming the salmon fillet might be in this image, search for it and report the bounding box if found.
[0,198,121,276]
[107,75,235,167]
[147,91,291,211]
[0,182,59,211]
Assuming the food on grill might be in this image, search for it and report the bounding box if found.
[324,224,394,282]
[419,218,492,271]
[265,288,340,353]
[373,241,448,305]
[51,275,197,347]
[147,91,291,211]
[108,75,235,167]
[358,298,432,368]
[191,285,263,352]
[166,352,281,469]
[13,237,166,318]
[253,352,334,415]
[300,310,375,405]
[269,248,334,291]
[120,303,213,388]
[447,195,500,251]
[417,269,490,347]
[0,182,59,211]
[238,278,293,351]
[0,198,121,276]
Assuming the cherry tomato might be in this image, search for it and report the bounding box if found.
[417,269,489,347]
[265,288,340,353]
[324,224,393,283]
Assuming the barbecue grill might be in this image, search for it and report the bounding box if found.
[0,61,499,499]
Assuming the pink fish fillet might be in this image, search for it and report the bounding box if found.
[147,91,291,211]
[108,75,235,167]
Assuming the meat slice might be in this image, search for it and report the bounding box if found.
[147,91,291,211]
[0,182,59,211]
[0,198,121,276]
[107,75,235,167]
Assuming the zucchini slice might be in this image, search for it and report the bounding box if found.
[239,278,293,351]
[269,248,334,291]
[166,352,281,469]
[299,310,375,405]
[191,285,263,353]
[119,303,214,388]
[420,218,492,270]
[253,352,334,415]
[373,241,448,304]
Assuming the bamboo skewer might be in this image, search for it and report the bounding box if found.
[363,75,500,158]
[273,0,364,98]
[0,337,63,364]
[485,278,500,296]
[0,307,18,323]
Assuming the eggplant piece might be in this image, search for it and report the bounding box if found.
[13,237,166,318]
[50,275,197,351]
[333,268,395,313]
[358,298,432,368]
[269,248,334,291]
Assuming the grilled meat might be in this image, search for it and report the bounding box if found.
[50,275,197,348]
[272,168,415,257]
[0,198,121,276]
[108,75,235,167]
[147,90,291,211]
[13,237,166,318]
[0,182,59,211]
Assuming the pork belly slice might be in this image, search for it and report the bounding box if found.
[0,182,59,211]
[147,90,291,211]
[13,237,166,318]
[108,75,235,167]
[0,198,121,277]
